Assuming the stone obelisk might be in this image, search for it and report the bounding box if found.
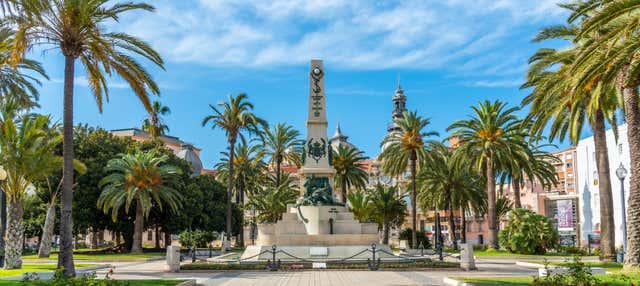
[299,59,336,203]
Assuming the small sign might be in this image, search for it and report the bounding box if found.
[312,262,327,269]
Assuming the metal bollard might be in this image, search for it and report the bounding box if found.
[191,246,196,263]
[267,245,280,271]
[209,246,212,258]
[368,243,381,271]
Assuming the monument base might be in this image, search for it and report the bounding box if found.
[240,244,399,262]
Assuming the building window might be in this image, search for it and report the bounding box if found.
[147,230,153,241]
[619,144,624,155]
[478,222,483,232]
[566,163,573,168]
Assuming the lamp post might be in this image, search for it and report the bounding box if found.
[0,166,7,267]
[616,163,628,255]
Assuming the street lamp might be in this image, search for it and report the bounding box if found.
[0,165,7,267]
[616,163,628,255]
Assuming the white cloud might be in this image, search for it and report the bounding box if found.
[115,0,567,78]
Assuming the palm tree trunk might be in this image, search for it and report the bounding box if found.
[383,221,390,244]
[154,226,160,249]
[131,203,144,254]
[460,206,467,244]
[447,192,457,250]
[410,150,418,249]
[226,140,236,250]
[512,178,522,209]
[592,110,616,262]
[486,154,498,249]
[341,177,347,204]
[4,199,23,269]
[59,55,76,277]
[276,156,282,187]
[37,200,56,258]
[622,78,640,269]
[237,179,245,247]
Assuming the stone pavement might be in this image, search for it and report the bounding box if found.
[88,257,538,286]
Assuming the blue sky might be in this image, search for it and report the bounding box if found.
[32,0,573,169]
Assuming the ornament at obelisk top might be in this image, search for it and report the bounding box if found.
[299,59,336,206]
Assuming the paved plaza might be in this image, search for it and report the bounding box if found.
[82,257,540,286]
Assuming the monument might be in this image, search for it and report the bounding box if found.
[241,59,393,261]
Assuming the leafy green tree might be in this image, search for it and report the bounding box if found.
[202,93,265,248]
[379,111,438,248]
[179,229,216,248]
[499,208,558,255]
[247,183,298,224]
[369,184,406,244]
[23,194,46,249]
[142,101,171,137]
[448,100,530,249]
[261,123,302,187]
[418,142,485,249]
[0,107,61,269]
[98,150,182,253]
[332,145,368,204]
[347,190,373,223]
[7,1,165,275]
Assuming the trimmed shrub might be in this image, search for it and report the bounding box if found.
[399,228,431,249]
[499,208,558,254]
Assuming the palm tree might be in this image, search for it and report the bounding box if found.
[261,123,302,187]
[247,183,298,224]
[7,1,164,275]
[142,101,171,137]
[332,145,369,204]
[448,100,530,249]
[379,111,438,248]
[0,25,47,108]
[0,105,61,269]
[495,196,514,227]
[522,20,618,261]
[215,142,265,246]
[418,142,486,249]
[369,184,407,244]
[564,0,640,267]
[202,93,265,248]
[98,150,182,254]
[346,190,373,222]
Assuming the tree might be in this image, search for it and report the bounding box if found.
[261,123,302,187]
[202,93,265,248]
[0,106,61,269]
[563,0,640,268]
[7,1,164,275]
[214,142,265,246]
[98,150,182,253]
[142,101,170,137]
[247,183,298,224]
[346,190,373,223]
[379,111,438,248]
[448,100,530,249]
[369,184,406,244]
[522,18,618,261]
[417,142,485,249]
[332,145,369,204]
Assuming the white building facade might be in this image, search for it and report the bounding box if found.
[576,124,630,248]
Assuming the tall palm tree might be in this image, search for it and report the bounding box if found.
[347,190,373,223]
[0,25,47,108]
[448,100,530,249]
[0,105,61,269]
[7,1,164,275]
[332,145,369,204]
[98,150,182,254]
[260,123,302,187]
[522,20,619,261]
[379,111,438,248]
[142,101,170,137]
[417,142,485,249]
[565,0,640,268]
[370,184,407,244]
[247,182,298,224]
[202,93,265,248]
[215,142,265,246]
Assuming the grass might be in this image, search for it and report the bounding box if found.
[22,252,165,261]
[545,261,624,273]
[471,249,597,258]
[183,260,459,271]
[458,273,640,286]
[0,264,93,278]
[0,280,186,286]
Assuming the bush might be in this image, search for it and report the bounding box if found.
[498,208,558,255]
[23,269,126,285]
[179,230,216,248]
[473,244,489,251]
[533,256,601,286]
[399,228,431,249]
[558,245,586,256]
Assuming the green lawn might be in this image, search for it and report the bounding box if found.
[0,264,93,278]
[0,280,185,286]
[459,273,640,286]
[471,249,597,258]
[546,261,623,273]
[22,252,165,261]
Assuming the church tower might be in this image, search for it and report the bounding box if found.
[386,82,407,134]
